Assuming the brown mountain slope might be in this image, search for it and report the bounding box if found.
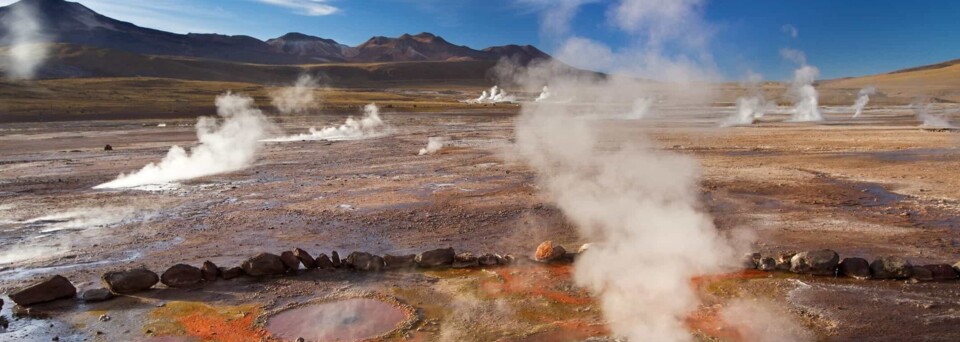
[821,59,960,103]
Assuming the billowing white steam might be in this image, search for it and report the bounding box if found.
[264,103,387,142]
[465,85,516,104]
[534,86,552,102]
[851,86,876,118]
[720,299,814,342]
[418,136,446,155]
[271,74,320,114]
[95,93,274,189]
[722,72,768,126]
[1,2,49,79]
[723,96,766,126]
[915,103,955,128]
[781,48,822,122]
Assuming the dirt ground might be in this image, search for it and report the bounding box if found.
[0,102,959,341]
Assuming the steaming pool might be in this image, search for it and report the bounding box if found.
[264,298,410,341]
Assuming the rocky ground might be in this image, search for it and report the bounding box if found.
[0,104,959,341]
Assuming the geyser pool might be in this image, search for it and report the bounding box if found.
[265,298,408,341]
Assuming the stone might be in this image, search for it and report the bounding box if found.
[160,264,203,288]
[477,253,499,266]
[80,288,113,302]
[775,251,796,271]
[12,305,48,319]
[219,267,245,280]
[923,264,958,280]
[104,144,113,151]
[331,251,342,268]
[535,241,566,262]
[740,253,759,269]
[293,248,317,269]
[757,257,776,271]
[870,256,913,279]
[241,253,286,277]
[383,254,417,270]
[0,315,7,331]
[416,248,456,268]
[280,251,301,271]
[910,266,934,282]
[453,253,480,268]
[502,254,516,265]
[9,275,77,306]
[838,257,871,279]
[790,250,839,276]
[316,254,334,269]
[346,252,384,271]
[102,268,159,294]
[201,261,219,281]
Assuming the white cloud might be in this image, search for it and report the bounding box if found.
[255,0,339,16]
[781,24,798,38]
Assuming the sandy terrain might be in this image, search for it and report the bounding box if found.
[0,102,959,341]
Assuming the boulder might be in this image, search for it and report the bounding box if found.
[346,252,384,271]
[775,251,796,271]
[81,288,113,303]
[870,256,913,279]
[242,253,286,277]
[104,144,113,151]
[160,264,203,288]
[757,257,776,271]
[331,251,342,268]
[280,251,301,272]
[922,264,958,281]
[478,254,499,266]
[416,248,456,268]
[453,253,479,268]
[293,248,317,269]
[384,254,416,270]
[219,267,245,280]
[201,261,219,281]
[102,268,159,294]
[838,257,871,279]
[9,275,76,306]
[535,241,566,262]
[316,254,334,269]
[790,250,839,276]
[910,266,934,282]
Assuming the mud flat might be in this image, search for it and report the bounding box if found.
[0,105,959,340]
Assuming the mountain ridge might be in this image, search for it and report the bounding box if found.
[0,0,551,65]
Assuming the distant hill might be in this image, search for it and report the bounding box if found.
[820,58,960,103]
[0,0,551,65]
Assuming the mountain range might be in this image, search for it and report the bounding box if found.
[0,0,550,65]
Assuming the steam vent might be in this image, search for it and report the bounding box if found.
[3,0,960,340]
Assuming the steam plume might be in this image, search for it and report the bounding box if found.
[465,85,516,104]
[781,48,822,122]
[851,86,876,118]
[95,93,274,189]
[271,74,320,114]
[418,137,446,155]
[722,72,769,126]
[915,103,955,128]
[264,103,388,142]
[1,1,50,79]
[534,85,552,102]
[719,299,814,342]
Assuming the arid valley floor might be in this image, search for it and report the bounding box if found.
[1,90,959,341]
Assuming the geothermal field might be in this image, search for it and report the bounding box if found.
[2,0,960,341]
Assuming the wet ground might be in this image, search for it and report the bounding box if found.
[0,104,959,341]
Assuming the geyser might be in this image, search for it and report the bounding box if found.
[263,103,388,142]
[271,74,320,114]
[465,85,516,104]
[781,48,822,122]
[95,93,274,189]
[418,137,446,155]
[851,86,876,118]
[0,1,50,79]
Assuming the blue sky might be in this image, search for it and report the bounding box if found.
[5,0,960,80]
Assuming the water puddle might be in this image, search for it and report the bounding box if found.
[265,298,408,341]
